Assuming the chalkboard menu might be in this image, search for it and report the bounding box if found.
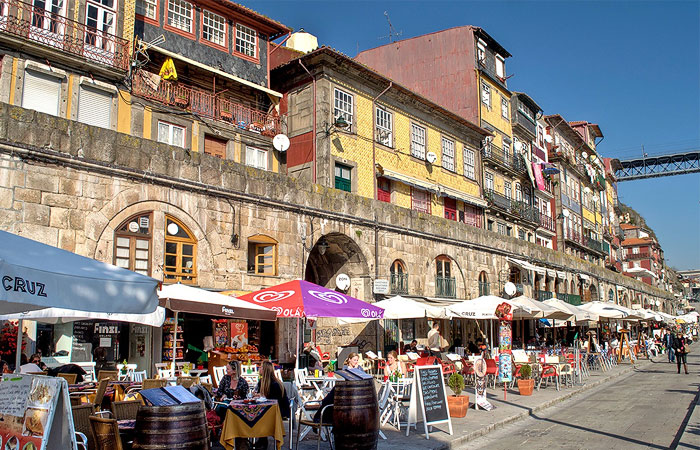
[417,366,448,424]
[72,322,93,344]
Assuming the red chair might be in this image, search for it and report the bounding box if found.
[316,346,330,362]
[440,361,456,376]
[485,359,498,388]
[461,361,475,386]
[416,356,438,366]
[537,364,559,391]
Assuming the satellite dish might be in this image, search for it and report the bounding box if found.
[335,273,350,291]
[273,134,290,152]
[544,134,553,144]
[504,282,517,297]
[581,151,588,159]
[562,209,570,218]
[514,141,523,152]
[426,152,438,164]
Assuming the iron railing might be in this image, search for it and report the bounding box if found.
[484,189,540,224]
[560,293,582,306]
[536,290,554,302]
[0,0,130,70]
[539,214,555,232]
[585,236,604,254]
[478,281,489,296]
[481,145,527,174]
[436,276,456,299]
[132,70,282,135]
[564,227,586,246]
[390,273,408,295]
[625,251,651,260]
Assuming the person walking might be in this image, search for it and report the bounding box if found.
[665,329,675,363]
[428,322,442,358]
[673,332,689,374]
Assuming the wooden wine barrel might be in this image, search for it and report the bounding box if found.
[132,402,208,450]
[332,378,379,450]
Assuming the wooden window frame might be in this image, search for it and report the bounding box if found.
[200,8,227,51]
[410,123,426,160]
[248,234,278,276]
[411,187,431,214]
[375,106,393,148]
[157,120,186,147]
[164,0,194,39]
[441,136,455,172]
[377,177,391,203]
[334,88,354,129]
[135,0,158,25]
[114,212,153,276]
[163,215,197,284]
[234,22,259,62]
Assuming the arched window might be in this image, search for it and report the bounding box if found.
[390,260,408,295]
[608,289,615,303]
[570,279,576,294]
[164,216,197,284]
[515,183,522,202]
[114,212,152,276]
[247,234,278,276]
[435,255,455,298]
[478,271,489,296]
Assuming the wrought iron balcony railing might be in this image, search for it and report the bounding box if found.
[585,236,604,254]
[0,0,130,71]
[564,227,586,246]
[478,281,490,296]
[560,293,582,306]
[436,276,456,299]
[484,189,540,224]
[390,273,408,295]
[132,70,282,136]
[536,290,554,302]
[625,251,651,260]
[481,145,527,174]
[539,214,555,232]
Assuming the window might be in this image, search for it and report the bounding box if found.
[503,141,511,157]
[507,225,513,236]
[410,123,426,159]
[334,163,351,192]
[235,23,257,58]
[462,147,475,179]
[501,96,509,118]
[487,219,494,231]
[485,172,494,190]
[515,183,522,202]
[481,83,490,108]
[390,260,407,295]
[518,103,535,122]
[436,256,451,278]
[114,212,152,276]
[478,271,489,296]
[202,10,226,47]
[78,85,112,129]
[444,197,456,221]
[504,181,512,199]
[477,39,486,64]
[204,134,227,158]
[518,229,525,240]
[495,55,505,79]
[85,0,116,52]
[441,137,455,171]
[377,177,391,203]
[411,188,430,214]
[166,0,192,33]
[22,70,61,116]
[245,146,268,170]
[375,107,393,147]
[164,216,197,283]
[247,235,277,276]
[334,88,353,127]
[31,0,65,36]
[463,204,482,228]
[537,125,545,148]
[608,289,615,303]
[135,0,157,19]
[632,247,639,254]
[157,121,185,147]
[497,222,507,236]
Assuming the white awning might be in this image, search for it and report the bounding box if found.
[556,271,568,280]
[437,185,488,207]
[382,169,439,193]
[150,45,283,99]
[578,273,591,281]
[506,257,546,276]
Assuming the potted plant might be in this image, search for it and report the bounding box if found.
[120,359,129,376]
[174,91,188,108]
[220,103,232,120]
[446,372,468,418]
[517,364,534,396]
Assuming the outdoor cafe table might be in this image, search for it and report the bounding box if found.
[303,376,335,400]
[220,400,284,450]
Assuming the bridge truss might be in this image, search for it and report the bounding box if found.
[614,151,700,181]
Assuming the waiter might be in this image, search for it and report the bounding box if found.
[427,322,442,357]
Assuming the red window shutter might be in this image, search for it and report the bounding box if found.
[444,197,456,221]
[377,177,391,203]
[204,135,227,158]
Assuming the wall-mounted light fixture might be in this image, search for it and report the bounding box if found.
[323,116,350,136]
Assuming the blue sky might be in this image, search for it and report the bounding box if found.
[243,0,700,270]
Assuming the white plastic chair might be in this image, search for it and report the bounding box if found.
[199,374,212,384]
[130,370,147,382]
[241,364,259,374]
[156,367,174,379]
[274,368,283,382]
[213,366,227,386]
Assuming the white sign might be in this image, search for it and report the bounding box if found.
[335,273,350,291]
[99,337,111,348]
[0,375,32,416]
[373,279,389,295]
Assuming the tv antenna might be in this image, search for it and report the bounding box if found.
[378,11,402,42]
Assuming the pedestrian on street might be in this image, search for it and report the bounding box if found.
[665,329,675,363]
[673,332,689,374]
[428,321,442,357]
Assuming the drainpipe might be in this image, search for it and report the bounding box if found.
[372,82,392,200]
[299,60,317,183]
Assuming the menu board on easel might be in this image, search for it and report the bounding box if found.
[0,374,77,450]
[405,365,453,439]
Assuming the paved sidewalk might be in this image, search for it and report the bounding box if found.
[676,371,700,449]
[291,356,653,449]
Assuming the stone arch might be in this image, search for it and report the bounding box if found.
[424,253,466,299]
[304,232,370,301]
[608,288,615,303]
[589,284,597,303]
[570,279,576,294]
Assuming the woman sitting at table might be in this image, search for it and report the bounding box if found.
[383,351,404,380]
[342,352,363,371]
[250,361,289,450]
[215,361,249,419]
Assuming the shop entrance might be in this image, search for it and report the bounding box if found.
[304,232,370,300]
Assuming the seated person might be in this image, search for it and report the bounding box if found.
[0,360,10,374]
[303,341,323,371]
[383,351,404,380]
[467,340,479,355]
[252,360,289,450]
[342,352,363,371]
[48,364,87,383]
[214,361,249,419]
[403,340,418,354]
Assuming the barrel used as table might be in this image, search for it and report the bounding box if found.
[332,378,379,450]
[132,402,209,449]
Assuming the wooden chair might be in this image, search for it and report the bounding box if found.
[199,374,212,384]
[130,370,147,382]
[97,370,119,381]
[92,379,110,411]
[58,372,78,384]
[112,400,141,421]
[176,376,198,389]
[212,365,227,387]
[72,403,95,450]
[141,378,167,390]
[200,382,213,393]
[89,416,124,450]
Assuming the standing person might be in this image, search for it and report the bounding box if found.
[665,329,676,363]
[252,361,289,450]
[428,322,442,357]
[673,332,690,374]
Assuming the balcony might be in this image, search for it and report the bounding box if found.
[484,189,540,225]
[132,71,282,136]
[539,214,555,232]
[436,276,456,299]
[560,293,582,306]
[585,236,604,254]
[481,145,527,175]
[478,281,490,296]
[0,0,129,71]
[390,273,408,295]
[626,251,651,260]
[564,227,586,247]
[536,290,554,302]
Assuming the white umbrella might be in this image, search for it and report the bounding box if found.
[579,301,629,319]
[447,295,531,319]
[543,298,599,323]
[510,295,574,320]
[339,295,446,324]
[0,306,166,327]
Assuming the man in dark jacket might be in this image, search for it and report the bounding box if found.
[665,329,675,363]
[673,333,689,374]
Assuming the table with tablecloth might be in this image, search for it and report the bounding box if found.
[220,400,284,450]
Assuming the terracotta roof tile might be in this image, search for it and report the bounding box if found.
[622,238,653,246]
[620,223,638,230]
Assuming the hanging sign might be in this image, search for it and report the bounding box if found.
[406,365,453,439]
[0,374,77,450]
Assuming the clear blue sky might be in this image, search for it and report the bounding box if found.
[243,0,700,270]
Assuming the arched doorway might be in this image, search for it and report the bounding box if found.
[478,271,489,296]
[589,284,597,304]
[304,232,370,300]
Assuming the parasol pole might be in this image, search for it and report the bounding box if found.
[14,319,23,373]
[171,311,178,374]
[295,317,300,370]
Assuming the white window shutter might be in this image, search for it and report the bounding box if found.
[23,70,60,116]
[78,85,112,129]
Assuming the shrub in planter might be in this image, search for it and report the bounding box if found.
[517,364,534,396]
[447,372,468,418]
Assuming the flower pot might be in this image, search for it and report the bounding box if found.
[447,395,468,418]
[517,378,534,396]
[220,111,232,120]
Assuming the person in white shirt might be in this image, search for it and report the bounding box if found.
[428,322,442,357]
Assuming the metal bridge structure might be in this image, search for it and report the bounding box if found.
[614,151,700,181]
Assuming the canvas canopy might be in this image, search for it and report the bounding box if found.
[543,298,599,323]
[510,295,574,320]
[158,283,276,321]
[0,306,166,327]
[447,295,531,320]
